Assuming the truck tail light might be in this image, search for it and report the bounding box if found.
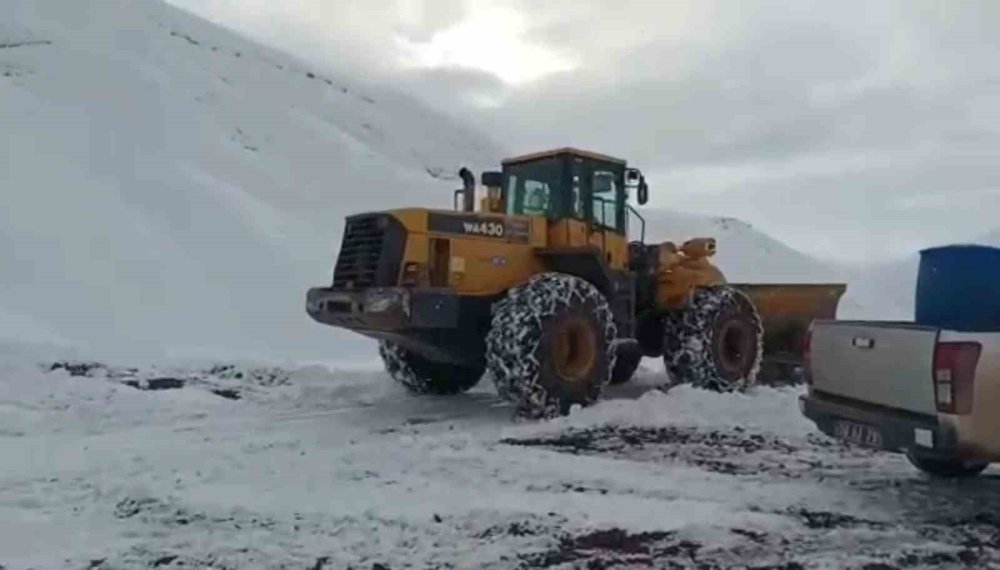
[933,342,981,415]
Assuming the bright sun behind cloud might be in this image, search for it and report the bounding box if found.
[396,6,576,85]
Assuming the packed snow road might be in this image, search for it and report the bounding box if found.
[3,358,1000,569]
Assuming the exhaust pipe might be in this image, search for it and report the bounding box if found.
[458,167,475,212]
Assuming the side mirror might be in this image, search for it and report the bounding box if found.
[481,171,503,187]
[637,177,649,205]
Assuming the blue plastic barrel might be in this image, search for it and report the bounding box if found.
[915,244,1000,332]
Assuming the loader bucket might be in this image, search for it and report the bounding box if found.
[731,283,847,384]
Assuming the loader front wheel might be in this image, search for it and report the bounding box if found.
[378,341,483,395]
[486,273,617,419]
[663,285,762,392]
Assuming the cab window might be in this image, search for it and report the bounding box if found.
[591,169,622,231]
[571,159,584,218]
[523,180,551,214]
[504,157,563,218]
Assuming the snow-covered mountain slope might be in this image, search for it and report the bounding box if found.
[631,212,1000,322]
[632,209,922,319]
[1,0,503,361]
[837,259,919,321]
[0,306,71,346]
[634,210,842,284]
[835,228,1000,321]
[979,229,1000,246]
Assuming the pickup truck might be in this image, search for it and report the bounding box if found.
[800,320,1000,478]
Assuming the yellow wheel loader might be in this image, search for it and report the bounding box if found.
[306,148,845,418]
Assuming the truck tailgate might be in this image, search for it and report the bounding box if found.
[810,321,940,415]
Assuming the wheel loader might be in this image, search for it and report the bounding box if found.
[306,148,845,418]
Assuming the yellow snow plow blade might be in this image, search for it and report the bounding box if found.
[732,283,847,383]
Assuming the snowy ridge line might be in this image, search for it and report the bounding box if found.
[0,39,52,49]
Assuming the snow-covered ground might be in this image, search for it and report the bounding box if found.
[4,354,1000,569]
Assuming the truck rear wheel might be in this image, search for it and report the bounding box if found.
[663,285,762,392]
[906,451,988,479]
[486,273,617,419]
[378,341,483,395]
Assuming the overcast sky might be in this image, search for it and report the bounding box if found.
[169,0,999,264]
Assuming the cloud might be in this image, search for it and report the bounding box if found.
[168,0,1000,263]
[460,1,1000,261]
[395,5,577,84]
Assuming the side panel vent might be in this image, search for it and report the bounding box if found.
[429,238,451,287]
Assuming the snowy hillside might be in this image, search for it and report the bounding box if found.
[980,229,1000,246]
[836,228,1000,321]
[633,210,925,320]
[630,212,1000,322]
[1,0,503,361]
[634,209,842,284]
[837,259,919,320]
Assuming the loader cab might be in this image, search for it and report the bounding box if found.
[500,148,636,235]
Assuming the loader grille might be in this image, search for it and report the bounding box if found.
[332,214,405,289]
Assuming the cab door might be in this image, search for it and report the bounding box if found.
[583,162,628,271]
[554,156,591,250]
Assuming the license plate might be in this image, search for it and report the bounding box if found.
[834,420,883,448]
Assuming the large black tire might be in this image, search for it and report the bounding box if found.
[486,273,617,419]
[906,451,988,479]
[663,285,763,392]
[378,341,483,395]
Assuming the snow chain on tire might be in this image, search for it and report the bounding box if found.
[378,340,483,395]
[663,285,763,392]
[486,273,617,419]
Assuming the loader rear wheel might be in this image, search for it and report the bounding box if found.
[663,285,762,392]
[486,273,617,419]
[378,341,483,395]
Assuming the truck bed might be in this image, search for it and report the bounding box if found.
[805,319,1000,465]
[808,320,939,415]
